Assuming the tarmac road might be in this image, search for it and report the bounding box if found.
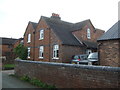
[2,70,38,88]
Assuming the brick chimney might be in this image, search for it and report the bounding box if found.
[51,13,61,20]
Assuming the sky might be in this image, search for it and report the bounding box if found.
[0,0,119,39]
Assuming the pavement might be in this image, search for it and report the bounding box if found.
[2,70,38,88]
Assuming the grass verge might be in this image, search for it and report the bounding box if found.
[3,64,15,68]
[9,74,56,89]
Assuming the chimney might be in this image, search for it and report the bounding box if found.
[51,13,61,20]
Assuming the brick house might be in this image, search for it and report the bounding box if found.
[24,13,104,63]
[0,37,24,64]
[0,37,18,64]
[98,21,120,67]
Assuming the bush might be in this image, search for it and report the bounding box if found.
[20,75,30,82]
[19,75,56,89]
[14,44,27,60]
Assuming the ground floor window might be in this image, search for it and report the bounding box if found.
[53,45,59,59]
[27,47,30,58]
[86,49,92,54]
[39,46,44,59]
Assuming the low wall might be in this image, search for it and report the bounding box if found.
[15,60,120,88]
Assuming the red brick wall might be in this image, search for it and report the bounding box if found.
[49,30,62,62]
[1,45,13,53]
[61,45,85,63]
[34,19,51,61]
[15,60,120,88]
[98,39,120,67]
[24,23,35,60]
[1,44,15,64]
[72,22,104,42]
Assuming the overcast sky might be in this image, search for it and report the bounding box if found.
[0,0,119,39]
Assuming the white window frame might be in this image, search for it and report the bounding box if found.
[27,34,31,43]
[39,29,44,40]
[87,28,91,39]
[39,46,44,59]
[53,45,59,59]
[27,47,30,58]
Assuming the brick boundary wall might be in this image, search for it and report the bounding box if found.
[15,59,120,88]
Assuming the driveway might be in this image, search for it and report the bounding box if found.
[2,70,38,88]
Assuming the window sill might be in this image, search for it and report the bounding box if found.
[27,42,31,43]
[52,58,59,60]
[39,38,44,40]
[39,57,44,59]
[28,57,30,59]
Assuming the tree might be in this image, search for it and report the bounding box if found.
[14,44,27,60]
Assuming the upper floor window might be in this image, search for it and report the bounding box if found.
[53,45,59,59]
[27,47,30,58]
[87,28,91,39]
[27,34,31,43]
[39,46,44,59]
[39,29,44,40]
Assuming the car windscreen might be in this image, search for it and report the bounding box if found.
[80,55,88,60]
[88,53,98,59]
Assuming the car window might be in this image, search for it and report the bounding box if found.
[80,55,88,60]
[88,53,98,59]
[74,56,79,59]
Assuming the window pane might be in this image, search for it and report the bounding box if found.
[28,48,30,58]
[40,30,44,40]
[39,46,44,58]
[28,34,31,42]
[53,45,59,59]
[87,28,91,39]
[56,50,59,57]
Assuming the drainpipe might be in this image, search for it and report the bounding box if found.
[49,28,51,62]
[33,31,35,61]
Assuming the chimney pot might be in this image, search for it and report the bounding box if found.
[51,13,61,20]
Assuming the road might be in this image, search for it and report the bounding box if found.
[2,70,38,88]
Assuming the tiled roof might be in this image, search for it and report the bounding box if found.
[72,19,91,31]
[42,16,91,46]
[0,37,18,45]
[83,41,97,49]
[29,21,38,30]
[98,21,120,41]
[24,21,37,36]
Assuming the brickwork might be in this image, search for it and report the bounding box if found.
[1,44,15,64]
[60,45,84,63]
[72,22,104,42]
[34,19,51,61]
[24,22,35,60]
[33,19,85,63]
[15,60,120,88]
[98,39,120,67]
[23,14,104,63]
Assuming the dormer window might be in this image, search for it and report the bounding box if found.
[39,29,44,40]
[27,34,31,43]
[87,28,91,39]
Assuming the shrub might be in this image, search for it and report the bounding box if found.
[14,44,27,60]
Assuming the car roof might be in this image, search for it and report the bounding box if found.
[75,54,89,56]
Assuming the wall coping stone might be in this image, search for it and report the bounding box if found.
[15,59,120,72]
